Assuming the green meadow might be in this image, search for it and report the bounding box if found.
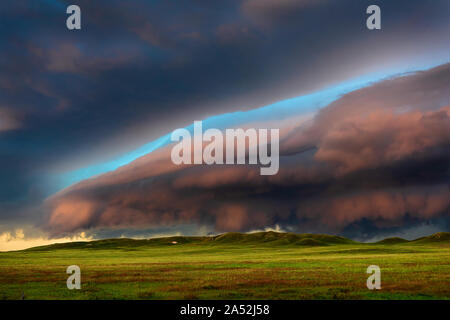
[0,232,449,300]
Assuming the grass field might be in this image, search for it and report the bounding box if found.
[0,231,449,300]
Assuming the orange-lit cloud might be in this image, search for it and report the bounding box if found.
[45,65,450,236]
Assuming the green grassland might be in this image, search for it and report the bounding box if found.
[0,231,449,300]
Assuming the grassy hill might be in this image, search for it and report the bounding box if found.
[1,231,448,300]
[212,231,355,246]
[22,231,449,252]
[376,237,409,244]
[412,232,450,243]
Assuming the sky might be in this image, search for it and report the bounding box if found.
[0,0,449,250]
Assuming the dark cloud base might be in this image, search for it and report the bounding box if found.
[1,1,449,240]
[45,65,450,238]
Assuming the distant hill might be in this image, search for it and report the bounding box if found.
[376,237,409,244]
[21,231,449,252]
[375,232,450,245]
[411,232,450,244]
[213,231,354,246]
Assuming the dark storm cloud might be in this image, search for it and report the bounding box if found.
[282,63,450,167]
[45,66,450,236]
[0,0,449,236]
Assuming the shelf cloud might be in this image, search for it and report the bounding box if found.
[45,64,450,236]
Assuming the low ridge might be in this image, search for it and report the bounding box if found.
[20,231,449,252]
[376,237,409,244]
[411,232,450,243]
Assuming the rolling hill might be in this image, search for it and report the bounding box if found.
[22,231,449,252]
[1,231,449,300]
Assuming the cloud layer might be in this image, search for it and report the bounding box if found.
[1,1,449,241]
[45,64,450,236]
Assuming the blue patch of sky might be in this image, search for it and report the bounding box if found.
[56,60,449,191]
